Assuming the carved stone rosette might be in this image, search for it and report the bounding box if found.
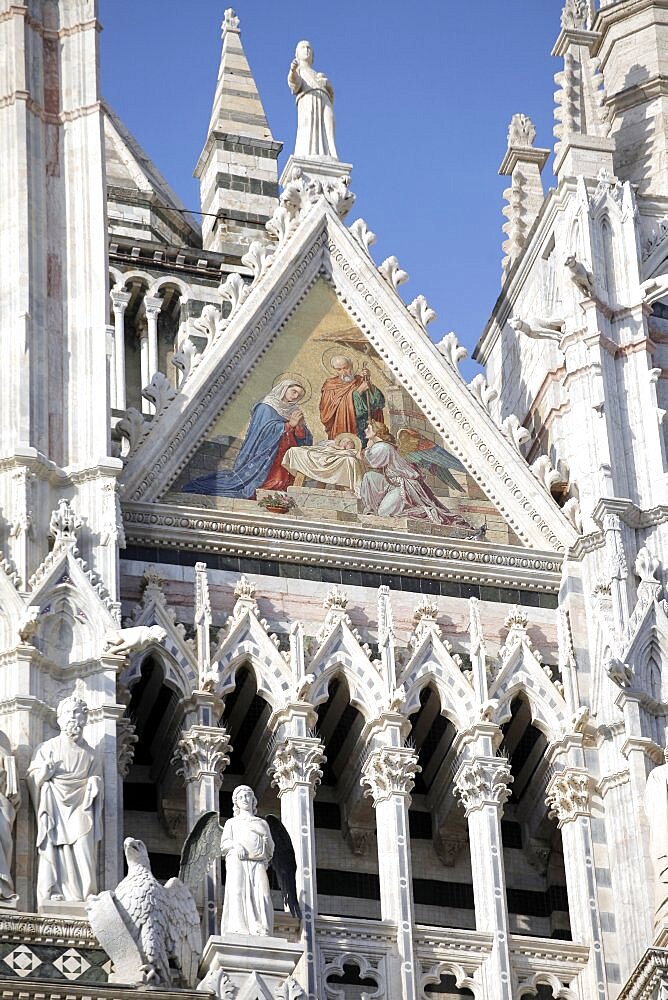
[116,717,138,778]
[360,746,421,806]
[454,756,513,816]
[173,725,231,784]
[545,768,592,827]
[269,736,325,795]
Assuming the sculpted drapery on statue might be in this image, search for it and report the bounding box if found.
[27,696,103,906]
[644,747,668,924]
[221,785,274,935]
[179,783,301,936]
[288,41,338,158]
[0,735,20,902]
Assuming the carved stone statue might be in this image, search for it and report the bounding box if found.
[179,783,301,937]
[0,734,20,902]
[28,695,103,906]
[288,41,338,159]
[645,749,668,925]
[86,837,200,988]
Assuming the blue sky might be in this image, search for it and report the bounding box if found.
[100,1,564,378]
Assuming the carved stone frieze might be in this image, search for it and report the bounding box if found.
[269,736,325,795]
[361,746,421,805]
[454,757,513,816]
[545,768,592,827]
[173,725,231,784]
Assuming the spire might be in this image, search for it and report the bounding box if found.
[552,0,614,183]
[499,114,550,278]
[195,9,282,254]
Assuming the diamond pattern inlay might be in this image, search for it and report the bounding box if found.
[53,948,91,980]
[3,945,42,978]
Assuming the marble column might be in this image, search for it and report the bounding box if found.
[546,766,609,1000]
[144,295,162,411]
[454,726,514,1000]
[270,704,324,1000]
[138,318,150,414]
[361,718,420,1000]
[110,290,130,410]
[174,722,231,938]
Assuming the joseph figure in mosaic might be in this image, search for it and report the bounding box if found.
[319,355,385,445]
[28,695,103,906]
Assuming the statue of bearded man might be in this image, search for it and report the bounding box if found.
[28,695,103,906]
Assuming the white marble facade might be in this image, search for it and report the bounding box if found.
[1,2,668,999]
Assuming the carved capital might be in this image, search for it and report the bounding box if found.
[454,756,513,816]
[361,746,420,805]
[117,718,138,778]
[546,767,592,826]
[270,736,325,795]
[110,289,131,314]
[173,725,231,784]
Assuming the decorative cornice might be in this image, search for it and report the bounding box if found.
[121,501,563,592]
[0,911,97,947]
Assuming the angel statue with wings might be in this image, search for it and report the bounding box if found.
[179,784,300,937]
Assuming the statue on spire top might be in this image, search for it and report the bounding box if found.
[288,41,338,159]
[223,8,240,34]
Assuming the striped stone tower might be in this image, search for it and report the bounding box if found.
[195,7,282,254]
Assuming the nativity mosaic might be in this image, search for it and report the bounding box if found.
[172,281,518,544]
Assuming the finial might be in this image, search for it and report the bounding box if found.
[560,0,589,30]
[507,113,537,150]
[222,8,240,35]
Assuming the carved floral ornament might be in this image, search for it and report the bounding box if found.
[361,746,421,805]
[453,757,513,816]
[173,725,231,783]
[545,768,592,827]
[269,736,325,795]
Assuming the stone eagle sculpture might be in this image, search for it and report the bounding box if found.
[179,790,301,936]
[86,837,201,988]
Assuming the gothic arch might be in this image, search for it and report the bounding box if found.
[402,640,476,733]
[122,642,195,702]
[491,645,567,741]
[214,642,290,712]
[309,653,382,723]
[420,962,479,998]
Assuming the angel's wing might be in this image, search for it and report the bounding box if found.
[164,878,202,988]
[178,811,222,901]
[403,442,465,493]
[265,814,302,920]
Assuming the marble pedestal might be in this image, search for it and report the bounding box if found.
[39,899,89,919]
[199,934,303,996]
[280,154,352,189]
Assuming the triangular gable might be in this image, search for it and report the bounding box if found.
[120,199,577,551]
